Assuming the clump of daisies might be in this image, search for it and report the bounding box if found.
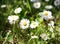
[14,7,22,14]
[33,2,41,8]
[8,15,19,24]
[41,10,53,20]
[20,19,30,29]
[30,21,39,28]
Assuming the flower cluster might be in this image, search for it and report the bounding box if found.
[1,0,59,44]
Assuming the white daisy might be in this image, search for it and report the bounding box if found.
[45,0,49,2]
[1,5,6,8]
[8,15,19,24]
[54,0,60,6]
[31,35,38,39]
[45,5,53,9]
[40,33,48,40]
[9,20,14,24]
[31,0,39,2]
[20,19,30,29]
[33,2,41,8]
[42,10,53,20]
[14,7,22,14]
[31,0,36,2]
[48,21,54,28]
[30,21,39,28]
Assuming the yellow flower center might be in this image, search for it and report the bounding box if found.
[12,16,15,20]
[43,35,46,39]
[23,22,27,26]
[33,22,36,25]
[44,12,48,16]
[36,4,38,7]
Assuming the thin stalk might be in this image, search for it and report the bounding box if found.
[12,24,15,44]
[3,30,11,44]
[27,0,31,12]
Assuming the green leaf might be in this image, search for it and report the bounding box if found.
[7,34,13,43]
[0,35,3,41]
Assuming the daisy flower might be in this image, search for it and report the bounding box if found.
[31,0,39,2]
[31,35,38,39]
[31,0,36,2]
[42,10,53,20]
[8,15,19,24]
[40,33,48,40]
[30,21,39,28]
[33,2,41,8]
[1,5,6,8]
[54,0,60,6]
[20,19,30,29]
[45,0,49,2]
[14,7,22,14]
[48,21,55,28]
[45,5,53,9]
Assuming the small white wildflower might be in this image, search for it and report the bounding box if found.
[1,5,6,8]
[14,7,22,14]
[45,5,53,9]
[31,35,38,39]
[45,0,49,2]
[8,15,19,24]
[40,33,48,40]
[42,10,53,20]
[33,2,41,8]
[31,0,36,2]
[48,21,54,28]
[31,0,39,2]
[30,21,39,28]
[9,20,14,24]
[20,19,30,29]
[54,0,60,6]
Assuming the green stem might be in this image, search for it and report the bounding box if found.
[12,24,15,44]
[3,31,11,44]
[27,0,31,12]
